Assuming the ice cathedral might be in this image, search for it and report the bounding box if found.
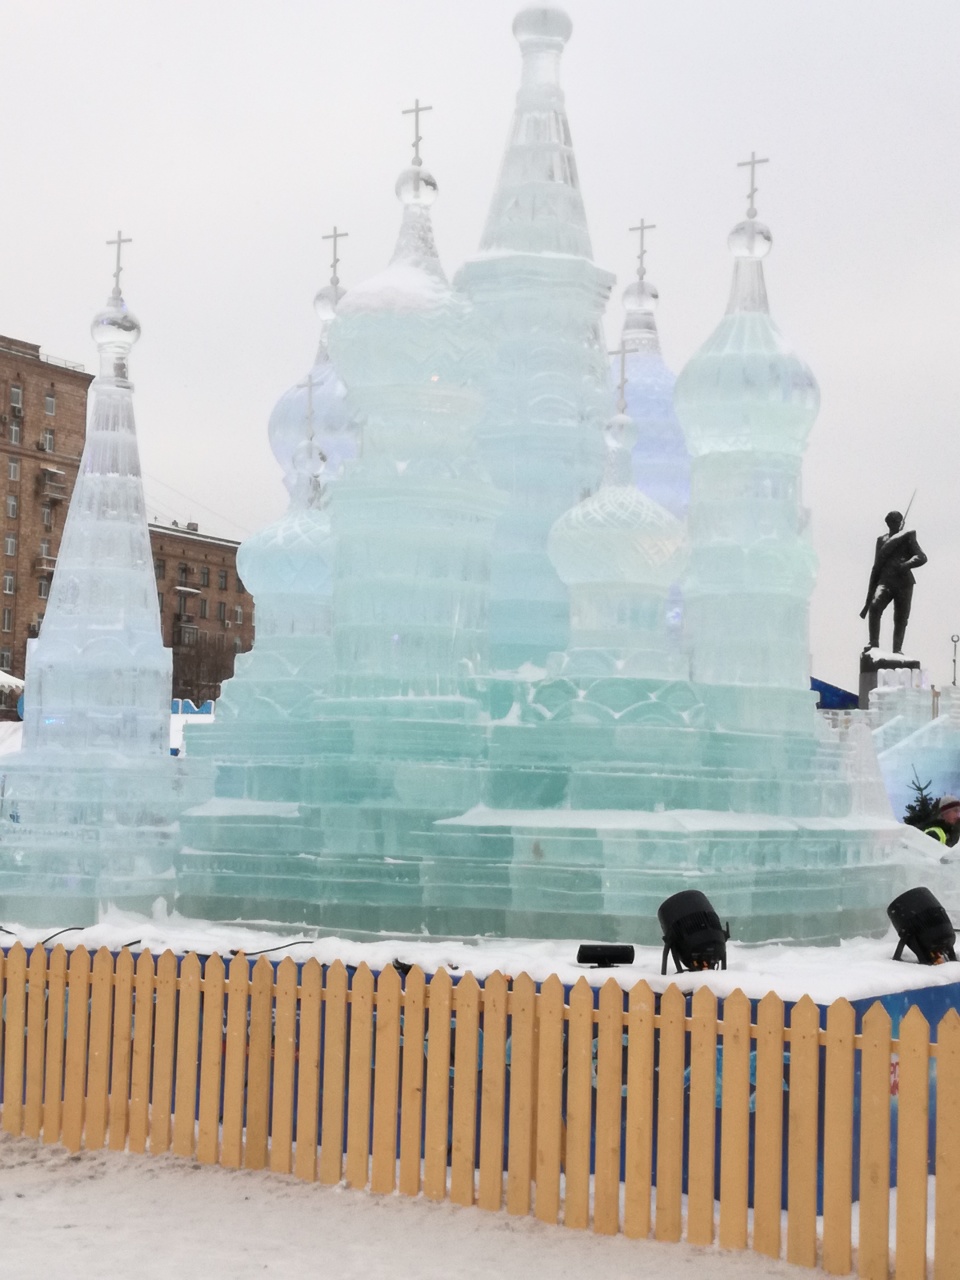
[0,6,938,942]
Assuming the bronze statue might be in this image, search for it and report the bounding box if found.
[860,511,927,653]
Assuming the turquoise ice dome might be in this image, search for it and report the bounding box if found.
[674,218,819,457]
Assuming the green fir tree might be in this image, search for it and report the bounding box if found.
[903,769,940,829]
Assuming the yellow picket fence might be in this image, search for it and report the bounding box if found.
[1,943,959,1278]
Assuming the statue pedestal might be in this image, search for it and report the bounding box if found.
[859,648,921,710]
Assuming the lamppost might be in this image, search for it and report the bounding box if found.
[952,634,959,687]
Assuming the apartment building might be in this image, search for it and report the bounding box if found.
[150,521,254,704]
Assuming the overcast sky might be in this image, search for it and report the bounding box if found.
[1,1,958,691]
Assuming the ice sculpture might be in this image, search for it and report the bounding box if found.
[455,7,614,669]
[0,244,206,924]
[615,222,690,519]
[174,12,935,946]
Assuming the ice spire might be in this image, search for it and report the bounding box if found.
[480,7,591,256]
[21,236,171,755]
[612,222,690,519]
[675,160,819,707]
[267,225,354,510]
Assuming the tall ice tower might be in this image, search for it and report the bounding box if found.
[456,7,614,669]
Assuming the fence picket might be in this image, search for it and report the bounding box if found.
[345,963,375,1190]
[719,989,751,1252]
[935,1009,960,1280]
[895,1007,930,1280]
[196,953,225,1165]
[128,950,155,1155]
[107,949,134,1152]
[43,946,68,1145]
[398,965,426,1197]
[150,950,178,1155]
[624,979,655,1239]
[450,972,480,1207]
[506,972,536,1217]
[563,976,594,1230]
[84,948,114,1151]
[858,1002,892,1280]
[822,998,855,1275]
[1,942,26,1136]
[316,960,345,1185]
[244,956,274,1171]
[62,946,91,1153]
[0,946,4,1126]
[221,952,249,1169]
[371,964,401,1195]
[753,991,785,1260]
[477,970,507,1213]
[534,973,564,1226]
[655,983,686,1242]
[688,985,718,1246]
[786,994,820,1269]
[295,959,323,1182]
[23,945,47,1140]
[594,977,624,1235]
[172,953,201,1159]
[423,967,452,1202]
[270,957,298,1176]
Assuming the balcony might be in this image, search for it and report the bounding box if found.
[175,612,195,625]
[33,555,57,575]
[37,466,67,502]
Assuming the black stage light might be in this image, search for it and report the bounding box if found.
[887,887,957,965]
[576,943,635,968]
[658,890,730,975]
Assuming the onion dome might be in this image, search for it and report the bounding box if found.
[267,276,354,510]
[548,412,685,589]
[674,215,819,457]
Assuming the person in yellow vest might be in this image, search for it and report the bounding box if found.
[924,795,960,847]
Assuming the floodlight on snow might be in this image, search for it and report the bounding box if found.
[887,887,957,965]
[658,890,730,975]
[576,943,635,968]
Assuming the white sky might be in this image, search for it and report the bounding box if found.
[1,1,958,692]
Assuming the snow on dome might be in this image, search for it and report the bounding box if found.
[336,261,452,315]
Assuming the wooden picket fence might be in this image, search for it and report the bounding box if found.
[1,943,958,1279]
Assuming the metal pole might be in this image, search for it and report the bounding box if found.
[952,634,959,687]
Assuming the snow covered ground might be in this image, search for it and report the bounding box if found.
[0,1133,830,1280]
[5,903,959,1006]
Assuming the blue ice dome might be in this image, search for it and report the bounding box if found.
[674,218,819,457]
[267,283,355,507]
[613,277,690,519]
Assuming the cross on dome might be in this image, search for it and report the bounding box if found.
[737,151,769,219]
[106,229,132,295]
[322,225,349,288]
[402,98,432,167]
[628,219,656,283]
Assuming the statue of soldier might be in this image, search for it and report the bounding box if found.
[860,510,928,654]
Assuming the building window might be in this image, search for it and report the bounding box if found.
[236,576,244,593]
[217,601,226,622]
[6,496,17,520]
[41,505,51,529]
[234,638,242,653]
[1,608,11,633]
[39,539,50,558]
[9,386,22,410]
[218,569,227,590]
[8,421,20,445]
[0,689,7,709]
[155,558,166,580]
[200,566,209,587]
[156,591,163,613]
[2,572,14,595]
[41,427,55,452]
[199,597,208,619]
[234,605,243,624]
[7,459,18,482]
[38,578,49,600]
[0,649,11,672]
[4,535,14,557]
[45,392,56,416]
[177,565,189,585]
